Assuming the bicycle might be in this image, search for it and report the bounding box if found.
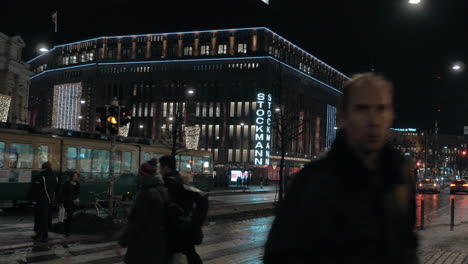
[89,191,124,219]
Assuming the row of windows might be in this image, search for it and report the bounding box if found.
[0,142,48,170]
[142,152,211,174]
[130,102,259,119]
[65,147,132,179]
[227,63,260,70]
[62,52,94,65]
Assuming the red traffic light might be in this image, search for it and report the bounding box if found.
[463,151,467,156]
[416,162,421,167]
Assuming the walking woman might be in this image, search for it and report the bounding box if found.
[61,172,80,237]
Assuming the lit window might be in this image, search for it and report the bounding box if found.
[87,52,94,61]
[66,147,77,170]
[71,56,77,64]
[80,54,86,62]
[201,45,210,55]
[218,44,227,55]
[230,102,235,117]
[183,46,193,56]
[63,56,69,65]
[216,103,220,117]
[237,43,247,54]
[38,145,49,168]
[9,143,33,169]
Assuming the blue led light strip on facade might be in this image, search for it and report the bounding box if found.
[29,56,343,94]
[263,28,350,80]
[26,27,350,80]
[27,27,266,63]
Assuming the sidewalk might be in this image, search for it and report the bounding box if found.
[209,185,276,196]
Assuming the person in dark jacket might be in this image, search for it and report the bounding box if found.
[264,73,418,264]
[61,172,80,237]
[31,162,57,242]
[160,155,203,264]
[116,159,168,264]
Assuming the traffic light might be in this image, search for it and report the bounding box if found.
[107,106,120,135]
[95,106,108,134]
[416,161,421,167]
[119,107,131,127]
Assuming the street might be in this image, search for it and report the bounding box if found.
[2,188,468,263]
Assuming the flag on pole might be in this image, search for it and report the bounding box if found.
[51,11,58,32]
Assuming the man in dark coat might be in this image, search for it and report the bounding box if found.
[160,155,204,264]
[264,73,418,264]
[117,159,168,264]
[31,162,57,242]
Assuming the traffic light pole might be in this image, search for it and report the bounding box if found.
[109,134,116,218]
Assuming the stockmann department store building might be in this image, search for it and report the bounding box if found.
[28,27,348,181]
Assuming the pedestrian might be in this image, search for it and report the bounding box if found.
[61,172,80,237]
[260,176,264,189]
[264,73,418,264]
[116,158,168,264]
[237,176,241,188]
[30,162,57,242]
[160,155,207,264]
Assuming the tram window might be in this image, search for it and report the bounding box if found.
[0,142,4,168]
[144,152,151,161]
[175,155,180,171]
[38,145,49,168]
[79,148,92,173]
[114,151,121,174]
[193,156,203,173]
[180,156,192,173]
[202,156,212,174]
[9,143,33,169]
[92,149,110,178]
[123,152,132,172]
[66,147,77,170]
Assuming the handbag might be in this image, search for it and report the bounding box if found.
[58,205,65,222]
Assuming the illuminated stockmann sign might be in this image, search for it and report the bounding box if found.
[254,93,272,165]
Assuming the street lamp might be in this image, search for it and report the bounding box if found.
[80,100,86,104]
[39,47,49,53]
[409,0,421,4]
[275,108,280,112]
[168,117,173,121]
[452,63,464,72]
[139,124,144,129]
[187,89,195,95]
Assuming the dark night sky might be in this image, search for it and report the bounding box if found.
[3,0,468,134]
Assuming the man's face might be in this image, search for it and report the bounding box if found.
[339,83,394,154]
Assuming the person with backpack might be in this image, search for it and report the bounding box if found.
[160,155,208,264]
[30,162,57,242]
[116,158,168,264]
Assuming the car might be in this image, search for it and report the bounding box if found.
[417,179,440,194]
[450,179,468,194]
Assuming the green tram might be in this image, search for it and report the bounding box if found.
[0,127,213,208]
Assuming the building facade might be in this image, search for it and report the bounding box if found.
[28,27,348,180]
[0,33,33,124]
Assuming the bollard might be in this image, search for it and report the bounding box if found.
[420,199,425,230]
[450,198,455,231]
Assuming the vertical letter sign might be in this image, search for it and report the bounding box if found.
[255,93,272,165]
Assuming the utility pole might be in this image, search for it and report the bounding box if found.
[108,97,119,218]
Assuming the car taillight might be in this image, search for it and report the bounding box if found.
[463,184,468,187]
[419,184,422,187]
[451,184,456,187]
[433,183,437,186]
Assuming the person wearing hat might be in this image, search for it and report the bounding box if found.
[116,158,168,263]
[30,162,57,242]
